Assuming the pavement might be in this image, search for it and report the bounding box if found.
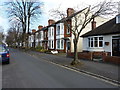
[24,50,120,85]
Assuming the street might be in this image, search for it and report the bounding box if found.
[2,49,118,88]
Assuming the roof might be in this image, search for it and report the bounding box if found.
[34,8,87,33]
[54,8,87,24]
[35,26,48,33]
[81,17,120,37]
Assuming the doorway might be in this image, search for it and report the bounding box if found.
[112,39,120,56]
[66,41,70,52]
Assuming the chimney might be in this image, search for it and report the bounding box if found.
[91,18,96,30]
[67,8,75,17]
[32,29,36,33]
[48,19,55,25]
[38,25,43,30]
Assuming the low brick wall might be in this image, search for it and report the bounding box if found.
[78,52,92,60]
[67,52,120,64]
[67,52,74,58]
[103,56,120,64]
[67,52,92,60]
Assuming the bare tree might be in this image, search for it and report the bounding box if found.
[6,21,22,47]
[0,26,4,44]
[50,1,118,65]
[5,0,43,47]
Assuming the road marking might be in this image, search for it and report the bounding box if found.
[26,52,120,87]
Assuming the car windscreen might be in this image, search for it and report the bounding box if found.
[0,45,6,52]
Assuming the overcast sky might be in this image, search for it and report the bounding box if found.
[0,0,119,33]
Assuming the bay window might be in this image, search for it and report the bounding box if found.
[56,39,64,49]
[61,40,64,49]
[51,40,54,49]
[57,40,60,49]
[88,36,103,48]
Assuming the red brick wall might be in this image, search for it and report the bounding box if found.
[67,52,120,64]
[78,52,92,60]
[67,52,74,58]
[103,56,120,64]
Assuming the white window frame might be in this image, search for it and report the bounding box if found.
[56,25,60,35]
[61,39,64,49]
[56,39,64,49]
[51,28,54,36]
[56,39,60,49]
[88,36,104,48]
[51,40,54,49]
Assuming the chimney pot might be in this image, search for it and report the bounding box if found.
[48,19,55,25]
[32,29,36,33]
[67,8,75,17]
[38,25,43,30]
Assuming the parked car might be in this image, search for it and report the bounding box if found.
[0,44,10,64]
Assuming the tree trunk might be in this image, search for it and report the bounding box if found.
[71,39,80,65]
[74,42,78,61]
[26,16,30,48]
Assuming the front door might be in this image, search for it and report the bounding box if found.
[66,41,70,52]
[112,39,120,56]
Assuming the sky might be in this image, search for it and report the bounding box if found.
[0,0,119,33]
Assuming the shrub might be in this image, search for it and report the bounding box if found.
[35,46,43,50]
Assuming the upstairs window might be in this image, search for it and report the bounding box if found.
[49,29,51,37]
[52,28,54,36]
[67,24,70,34]
[56,25,60,35]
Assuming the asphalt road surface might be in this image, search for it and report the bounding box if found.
[2,49,118,88]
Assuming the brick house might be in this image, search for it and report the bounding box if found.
[28,29,36,48]
[29,8,109,53]
[47,19,56,50]
[56,8,109,53]
[35,26,47,49]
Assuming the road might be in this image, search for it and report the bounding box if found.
[2,49,118,88]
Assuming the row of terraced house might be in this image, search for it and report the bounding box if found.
[28,8,120,64]
[28,8,108,52]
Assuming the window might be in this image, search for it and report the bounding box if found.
[88,38,90,47]
[49,29,51,37]
[116,15,120,24]
[88,37,103,48]
[61,40,64,49]
[51,40,54,48]
[67,24,70,34]
[57,40,60,49]
[48,41,51,48]
[94,37,98,47]
[99,37,103,47]
[91,38,93,47]
[52,28,54,36]
[57,25,60,35]
[56,39,64,49]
